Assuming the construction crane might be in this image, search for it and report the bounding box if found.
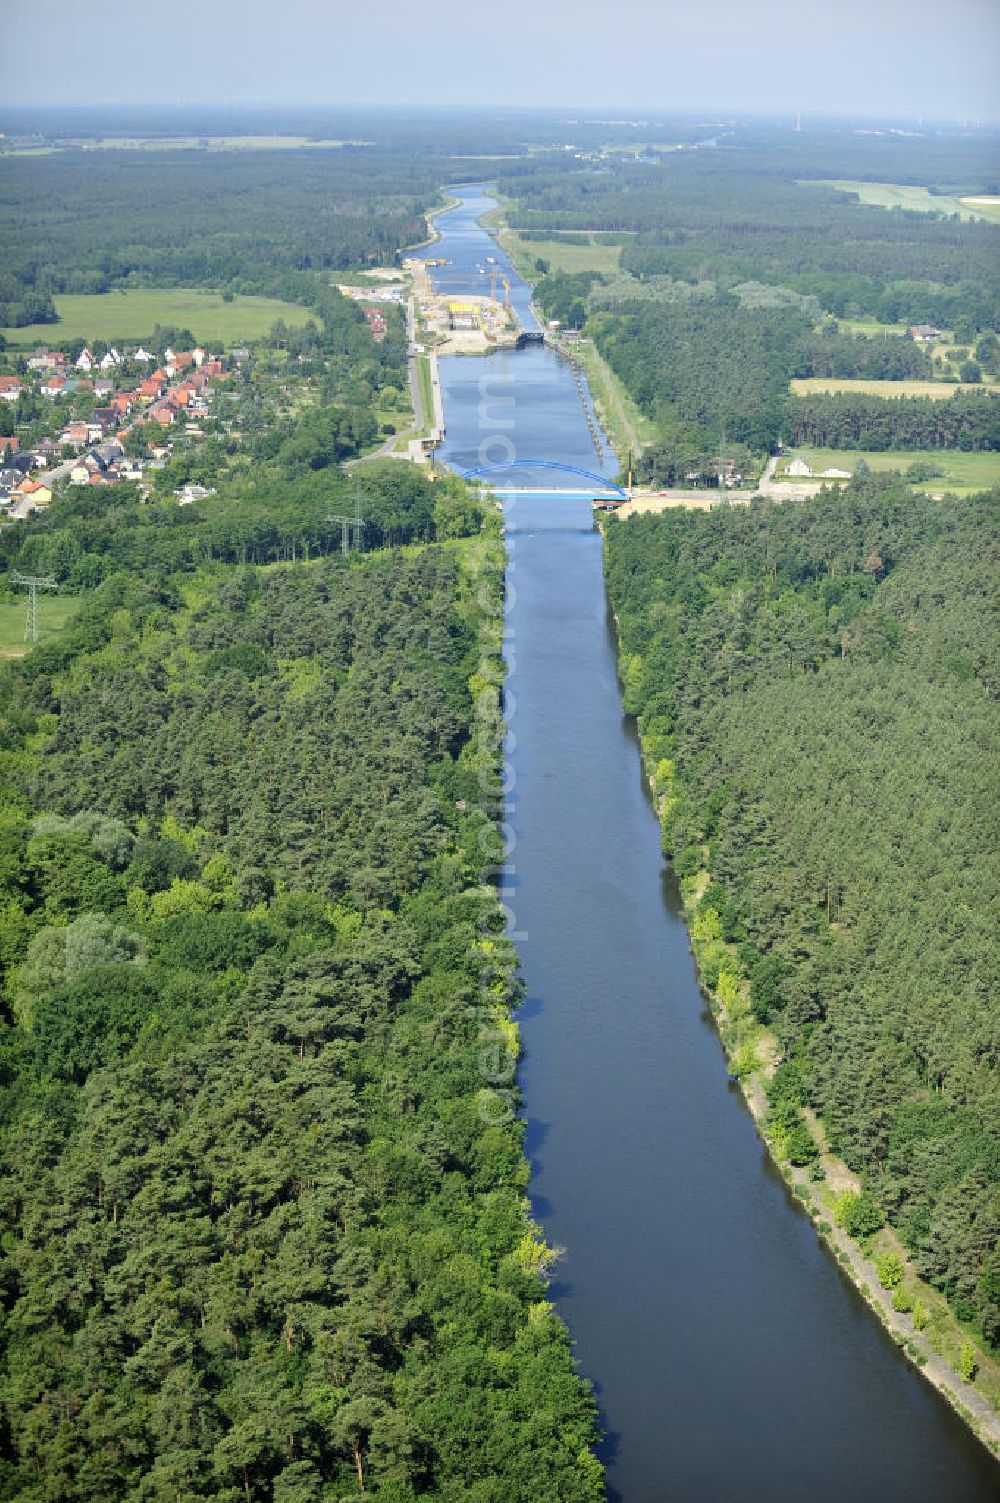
[488,269,512,310]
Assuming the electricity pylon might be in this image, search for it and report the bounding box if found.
[328,483,367,556]
[10,571,57,643]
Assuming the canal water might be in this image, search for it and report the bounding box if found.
[418,192,1000,1501]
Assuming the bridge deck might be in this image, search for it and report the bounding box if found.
[487,487,626,497]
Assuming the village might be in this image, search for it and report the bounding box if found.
[0,339,244,521]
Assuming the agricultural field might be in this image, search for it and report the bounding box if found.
[801,180,997,221]
[1,289,313,349]
[501,230,623,277]
[0,594,79,657]
[790,377,998,399]
[960,195,1000,222]
[776,447,1000,495]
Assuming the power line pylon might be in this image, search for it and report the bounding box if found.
[10,571,58,643]
[327,483,367,556]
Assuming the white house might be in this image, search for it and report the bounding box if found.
[193,346,206,367]
[99,348,122,370]
[177,482,216,505]
[134,347,154,363]
[787,457,813,477]
[76,347,95,371]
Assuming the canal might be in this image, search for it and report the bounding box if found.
[418,188,1000,1502]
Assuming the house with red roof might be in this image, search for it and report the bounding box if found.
[0,376,22,403]
[27,350,67,372]
[138,376,165,402]
[11,476,53,511]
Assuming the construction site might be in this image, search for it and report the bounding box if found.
[403,257,519,354]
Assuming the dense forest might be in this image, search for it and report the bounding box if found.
[514,134,1000,480]
[532,283,1000,480]
[786,389,1000,450]
[503,145,1000,329]
[0,149,443,326]
[0,482,603,1500]
[603,482,1000,1348]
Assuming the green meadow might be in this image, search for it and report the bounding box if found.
[778,447,1000,496]
[802,180,997,222]
[0,595,80,657]
[502,231,623,277]
[2,289,313,349]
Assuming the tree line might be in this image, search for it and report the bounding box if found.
[603,481,1000,1349]
[0,488,604,1499]
[0,148,443,327]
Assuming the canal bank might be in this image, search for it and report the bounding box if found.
[416,187,1000,1500]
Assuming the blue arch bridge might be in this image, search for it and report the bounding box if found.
[461,459,628,500]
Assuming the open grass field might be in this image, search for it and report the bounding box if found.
[2,289,312,349]
[801,180,999,222]
[960,196,1000,223]
[0,596,79,658]
[501,231,623,278]
[834,317,912,338]
[776,447,1000,496]
[790,377,997,400]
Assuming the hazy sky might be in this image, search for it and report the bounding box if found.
[4,0,999,119]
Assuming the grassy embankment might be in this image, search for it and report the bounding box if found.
[2,289,312,349]
[415,354,435,432]
[567,337,657,464]
[775,447,1000,495]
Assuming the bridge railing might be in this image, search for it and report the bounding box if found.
[461,459,627,499]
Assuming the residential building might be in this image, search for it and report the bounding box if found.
[11,476,53,510]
